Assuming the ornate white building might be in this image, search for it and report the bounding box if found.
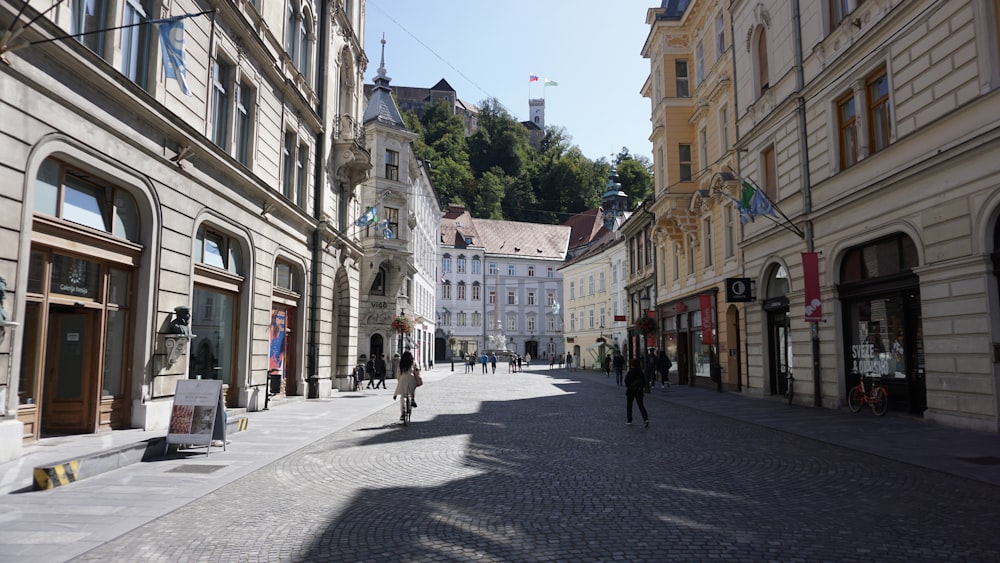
[358,39,441,372]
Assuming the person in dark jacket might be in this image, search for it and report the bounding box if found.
[656,350,673,388]
[623,358,649,427]
[604,354,612,378]
[375,354,388,389]
[643,349,657,391]
[613,351,626,387]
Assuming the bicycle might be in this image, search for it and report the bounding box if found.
[399,393,413,426]
[848,372,889,416]
[784,372,794,405]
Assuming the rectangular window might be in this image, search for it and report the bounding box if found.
[588,275,594,295]
[698,128,708,174]
[385,149,399,181]
[457,283,466,300]
[867,68,890,154]
[673,243,680,281]
[442,257,451,273]
[212,60,232,148]
[528,266,535,277]
[720,107,730,152]
[547,292,555,306]
[547,267,554,278]
[599,307,606,329]
[527,291,536,305]
[472,259,481,274]
[695,40,705,85]
[570,282,576,300]
[121,0,151,89]
[547,316,556,331]
[235,81,253,166]
[508,316,517,332]
[442,312,451,326]
[472,284,480,300]
[508,264,515,276]
[675,60,689,97]
[507,290,515,305]
[489,263,497,275]
[725,205,736,259]
[457,257,466,273]
[527,317,536,332]
[472,312,481,326]
[384,207,399,238]
[282,131,295,199]
[296,142,308,207]
[837,92,857,169]
[830,0,849,27]
[442,284,451,299]
[588,309,594,329]
[488,290,496,305]
[703,217,714,268]
[570,313,576,331]
[763,145,777,200]
[457,312,466,326]
[679,144,693,181]
[72,0,108,57]
[599,271,605,292]
[716,12,726,58]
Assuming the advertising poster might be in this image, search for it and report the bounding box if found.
[166,379,223,447]
[269,308,287,372]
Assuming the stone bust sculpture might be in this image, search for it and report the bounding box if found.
[169,305,192,336]
[0,277,8,323]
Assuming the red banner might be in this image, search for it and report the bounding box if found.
[699,294,714,345]
[802,252,822,322]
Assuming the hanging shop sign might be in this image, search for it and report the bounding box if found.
[725,277,753,302]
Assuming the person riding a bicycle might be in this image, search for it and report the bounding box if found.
[393,350,419,421]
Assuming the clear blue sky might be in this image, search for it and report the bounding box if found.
[363,0,654,163]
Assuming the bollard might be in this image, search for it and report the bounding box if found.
[451,359,455,371]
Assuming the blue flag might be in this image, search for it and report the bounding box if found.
[750,186,777,218]
[157,17,192,96]
[355,206,377,227]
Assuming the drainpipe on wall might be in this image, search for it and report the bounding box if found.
[306,0,330,399]
[792,0,821,407]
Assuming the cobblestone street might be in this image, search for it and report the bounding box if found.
[72,369,1000,562]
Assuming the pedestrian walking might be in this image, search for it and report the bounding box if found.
[644,348,656,392]
[517,355,523,372]
[525,353,531,368]
[467,354,475,374]
[376,354,388,389]
[624,358,649,427]
[480,352,488,374]
[558,354,564,369]
[566,352,573,371]
[656,350,673,388]
[490,353,497,374]
[365,356,376,389]
[604,353,612,378]
[613,351,625,387]
[508,354,516,373]
[549,355,555,369]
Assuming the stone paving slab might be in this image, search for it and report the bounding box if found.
[0,365,998,562]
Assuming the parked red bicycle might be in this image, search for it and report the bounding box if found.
[848,372,888,416]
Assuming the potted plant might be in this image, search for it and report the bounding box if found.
[391,314,412,334]
[635,316,657,335]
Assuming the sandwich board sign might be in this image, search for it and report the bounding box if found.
[165,379,225,456]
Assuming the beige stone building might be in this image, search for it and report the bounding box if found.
[0,0,371,461]
[642,0,747,389]
[643,0,1000,432]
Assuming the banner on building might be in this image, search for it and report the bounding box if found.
[802,252,822,322]
[699,294,714,345]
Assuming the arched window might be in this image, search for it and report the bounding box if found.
[34,158,140,242]
[756,27,769,95]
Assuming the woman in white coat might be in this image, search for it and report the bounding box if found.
[393,351,419,420]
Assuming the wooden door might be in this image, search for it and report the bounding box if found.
[43,310,97,434]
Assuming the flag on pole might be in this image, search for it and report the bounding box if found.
[529,74,539,82]
[544,79,558,87]
[720,190,754,225]
[156,17,192,96]
[355,206,377,227]
[750,185,777,218]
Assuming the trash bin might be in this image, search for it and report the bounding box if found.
[307,375,319,399]
[267,370,282,395]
